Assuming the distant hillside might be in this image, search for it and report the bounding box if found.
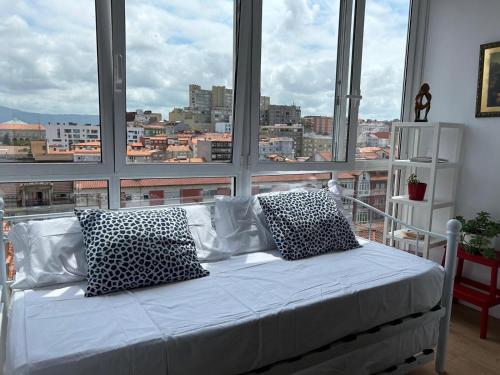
[0,105,100,126]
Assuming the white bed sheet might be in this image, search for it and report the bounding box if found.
[6,239,444,375]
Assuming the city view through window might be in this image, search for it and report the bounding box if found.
[0,0,408,241]
[1,0,408,165]
[1,0,410,279]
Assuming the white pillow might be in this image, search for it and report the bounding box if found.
[183,204,230,262]
[327,180,353,227]
[214,195,277,255]
[9,217,88,290]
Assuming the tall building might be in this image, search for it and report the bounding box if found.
[44,123,100,149]
[303,133,333,160]
[189,84,212,111]
[259,137,294,160]
[260,124,304,157]
[168,108,212,132]
[260,104,301,126]
[196,134,232,162]
[211,86,233,108]
[260,96,270,111]
[303,116,334,135]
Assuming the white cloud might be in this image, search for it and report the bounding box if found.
[0,0,410,121]
[0,0,99,115]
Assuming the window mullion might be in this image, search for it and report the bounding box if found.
[345,0,366,165]
[333,0,354,163]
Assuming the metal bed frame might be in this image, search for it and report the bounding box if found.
[0,195,461,374]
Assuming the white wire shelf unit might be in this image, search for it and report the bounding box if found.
[384,121,464,258]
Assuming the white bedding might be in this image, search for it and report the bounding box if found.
[6,239,444,375]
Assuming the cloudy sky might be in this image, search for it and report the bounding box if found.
[0,0,409,121]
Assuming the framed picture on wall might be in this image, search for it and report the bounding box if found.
[476,41,500,117]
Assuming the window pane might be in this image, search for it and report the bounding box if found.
[125,0,234,164]
[251,173,331,195]
[0,1,101,163]
[356,0,409,161]
[259,0,340,162]
[120,177,233,207]
[0,180,108,216]
[1,179,108,281]
[337,170,388,243]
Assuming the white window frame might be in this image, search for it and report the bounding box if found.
[0,0,425,209]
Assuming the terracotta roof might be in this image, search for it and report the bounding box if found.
[47,150,74,155]
[147,135,171,140]
[358,146,383,153]
[129,142,144,147]
[0,123,45,131]
[163,157,205,163]
[73,149,101,154]
[127,149,158,157]
[252,173,331,183]
[75,177,228,190]
[337,172,356,179]
[167,145,191,152]
[373,131,390,139]
[370,175,388,181]
[195,133,232,142]
[357,153,381,160]
[143,124,165,129]
[73,141,101,147]
[318,151,332,161]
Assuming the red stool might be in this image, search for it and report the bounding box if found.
[442,245,500,339]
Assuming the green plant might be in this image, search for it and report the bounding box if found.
[407,173,420,184]
[455,212,500,259]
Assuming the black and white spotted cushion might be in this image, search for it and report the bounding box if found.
[75,208,209,297]
[258,190,360,260]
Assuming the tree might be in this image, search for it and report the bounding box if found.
[2,133,11,145]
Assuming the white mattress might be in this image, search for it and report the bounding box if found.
[6,239,444,375]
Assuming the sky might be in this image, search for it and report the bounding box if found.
[0,0,409,121]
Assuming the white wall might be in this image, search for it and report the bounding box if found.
[421,0,500,317]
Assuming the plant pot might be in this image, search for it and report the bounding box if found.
[408,182,427,201]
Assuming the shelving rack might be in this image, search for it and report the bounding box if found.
[384,122,464,258]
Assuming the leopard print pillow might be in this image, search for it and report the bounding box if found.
[258,190,360,260]
[75,207,209,297]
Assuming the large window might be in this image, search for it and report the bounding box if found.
[0,0,413,210]
[259,0,340,163]
[125,0,234,164]
[0,1,102,163]
[355,0,410,161]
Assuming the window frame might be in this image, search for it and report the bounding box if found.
[0,0,115,181]
[0,0,423,209]
[110,0,243,181]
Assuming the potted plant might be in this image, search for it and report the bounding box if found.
[407,173,427,201]
[456,212,500,259]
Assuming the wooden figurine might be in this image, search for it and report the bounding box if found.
[414,83,432,122]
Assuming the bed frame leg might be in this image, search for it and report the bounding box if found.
[435,219,461,374]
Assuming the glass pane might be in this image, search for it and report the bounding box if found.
[0,1,101,163]
[356,0,410,161]
[251,173,332,195]
[0,180,108,216]
[125,0,234,164]
[120,177,233,207]
[337,170,388,243]
[259,0,340,162]
[1,179,108,281]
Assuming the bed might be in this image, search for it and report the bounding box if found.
[0,196,461,375]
